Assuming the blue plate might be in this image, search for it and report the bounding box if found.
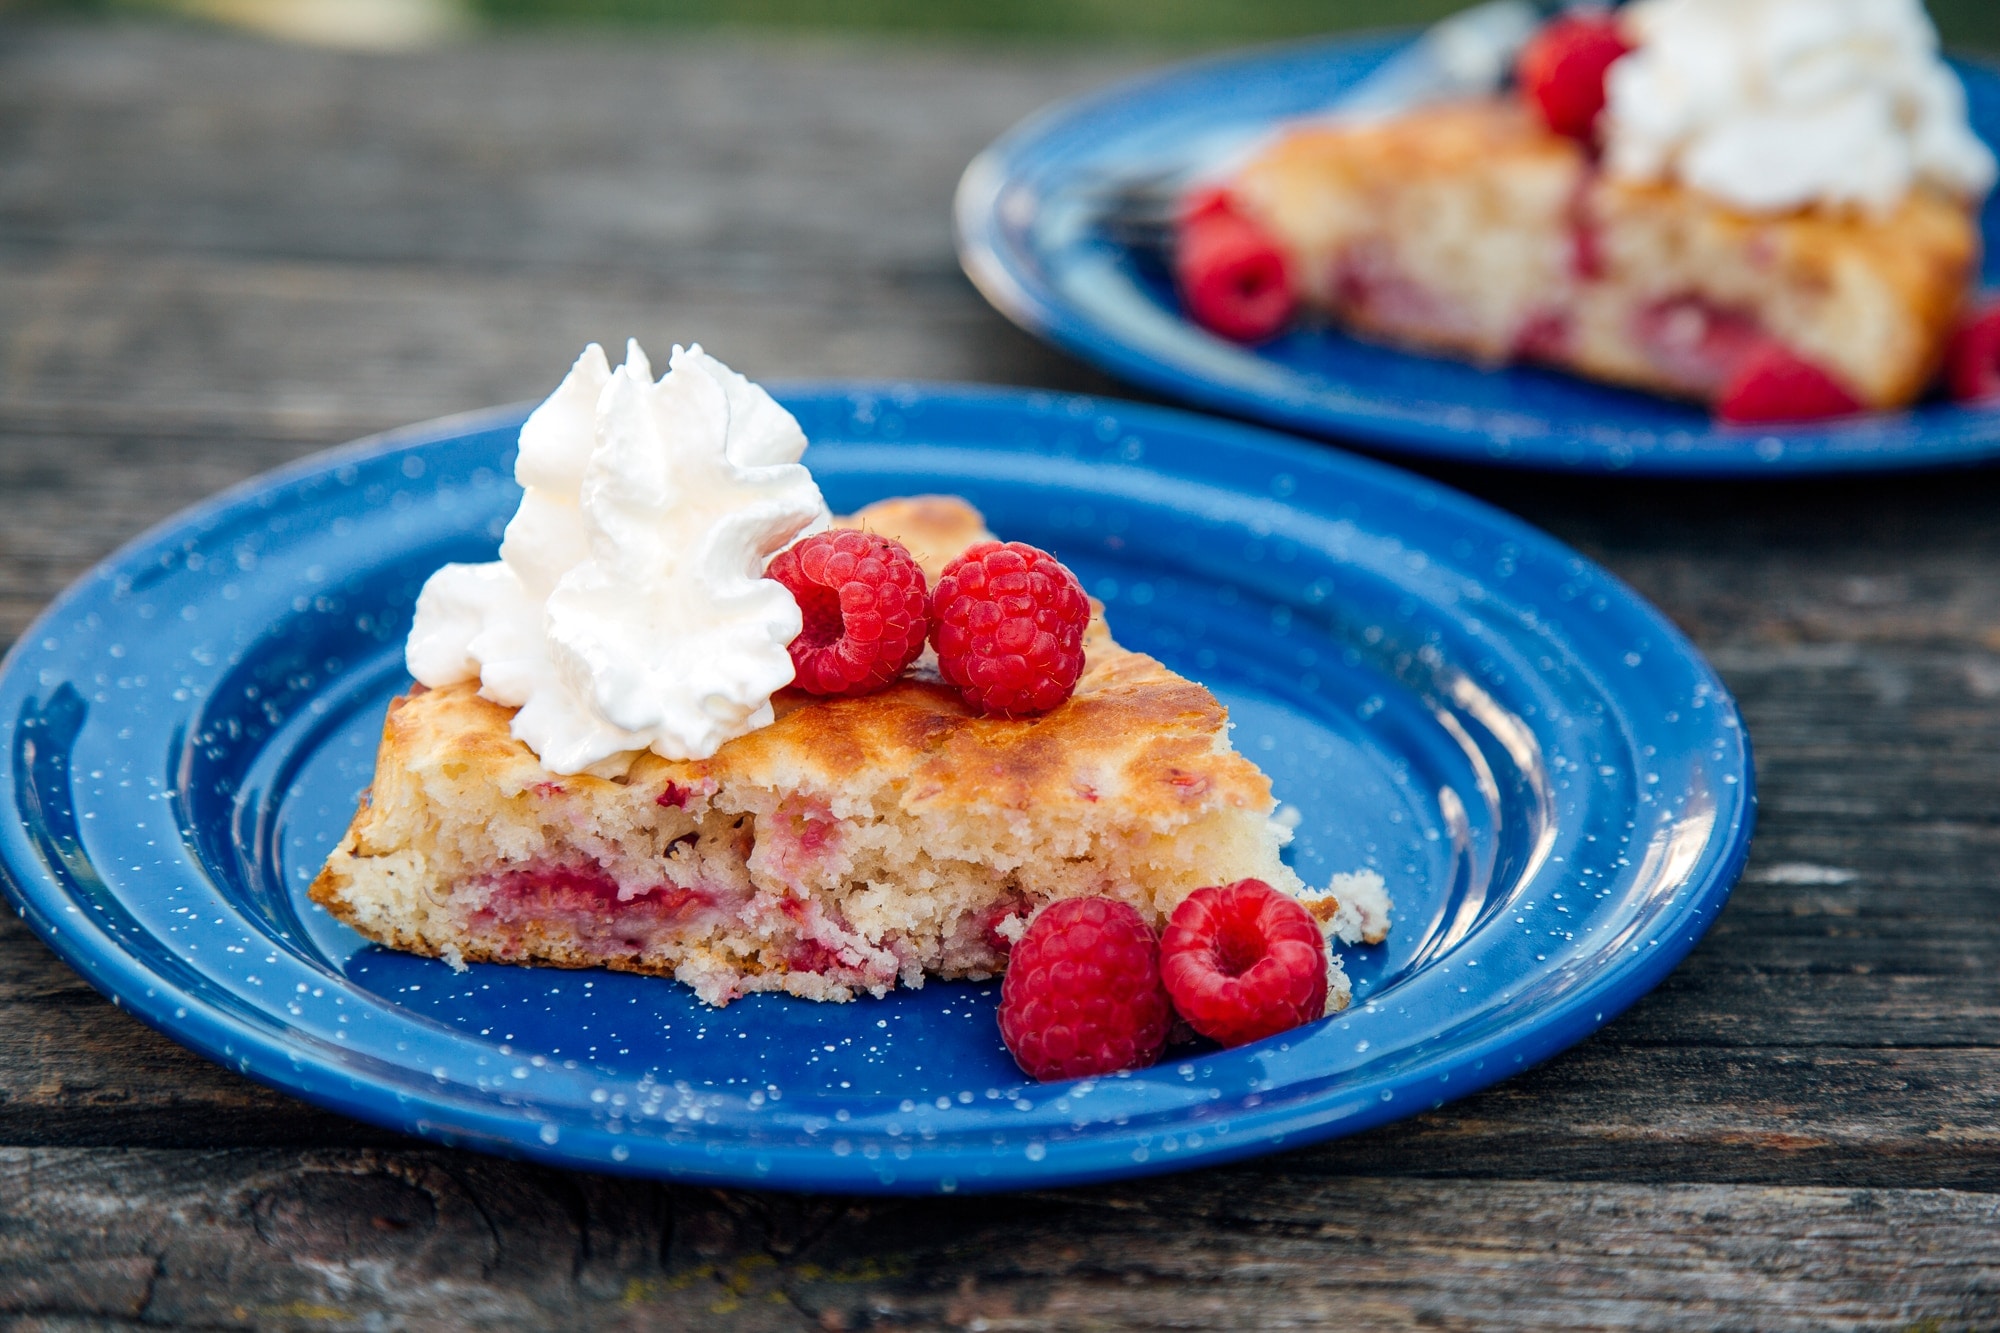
[956,32,2000,475]
[0,386,1752,1193]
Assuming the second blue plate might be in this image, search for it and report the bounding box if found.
[956,32,2000,475]
[0,386,1751,1193]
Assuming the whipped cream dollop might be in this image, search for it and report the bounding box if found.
[1603,0,1997,214]
[406,341,829,774]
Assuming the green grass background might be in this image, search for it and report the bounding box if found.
[13,0,1999,51]
[470,0,1999,52]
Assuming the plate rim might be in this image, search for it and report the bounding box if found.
[0,383,1756,1193]
[954,30,2000,477]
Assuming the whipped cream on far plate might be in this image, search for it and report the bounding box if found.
[1603,0,1997,214]
[406,341,830,774]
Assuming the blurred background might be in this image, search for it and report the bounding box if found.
[8,0,1999,53]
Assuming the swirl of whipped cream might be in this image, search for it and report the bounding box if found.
[406,341,830,773]
[1603,0,1996,214]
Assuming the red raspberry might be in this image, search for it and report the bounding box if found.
[1516,11,1631,141]
[1946,301,2000,403]
[1716,343,1864,424]
[1175,188,1295,343]
[930,541,1089,717]
[1181,184,1235,225]
[998,897,1172,1082]
[767,529,929,697]
[1159,880,1326,1047]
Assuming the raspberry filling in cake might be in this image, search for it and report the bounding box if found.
[468,865,720,962]
[373,751,1041,1005]
[1630,297,1769,397]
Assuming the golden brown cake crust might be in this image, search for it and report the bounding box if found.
[338,617,1269,849]
[327,495,1270,833]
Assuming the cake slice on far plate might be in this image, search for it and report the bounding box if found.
[1224,100,1977,415]
[310,495,1389,1007]
[1180,0,1996,420]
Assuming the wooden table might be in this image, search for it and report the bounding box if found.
[5,18,2000,1329]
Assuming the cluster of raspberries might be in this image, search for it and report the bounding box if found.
[997,880,1333,1082]
[766,529,1091,717]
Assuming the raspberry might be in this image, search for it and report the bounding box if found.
[1160,880,1327,1047]
[1946,301,2000,403]
[998,897,1172,1082]
[1181,184,1235,226]
[930,541,1090,717]
[1175,188,1295,343]
[1516,11,1631,141]
[1716,343,1864,424]
[767,529,929,697]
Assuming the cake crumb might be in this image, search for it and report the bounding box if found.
[1296,869,1392,946]
[1324,954,1353,1016]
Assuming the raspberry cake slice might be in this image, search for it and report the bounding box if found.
[310,495,1387,1006]
[1214,99,1978,415]
[1181,1,1995,420]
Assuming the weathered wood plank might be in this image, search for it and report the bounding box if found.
[4,1147,1999,1330]
[0,251,1110,438]
[0,23,1144,273]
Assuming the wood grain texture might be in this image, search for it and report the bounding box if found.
[6,1147,2000,1331]
[5,16,2000,1327]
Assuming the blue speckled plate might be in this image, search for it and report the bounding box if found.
[0,386,1752,1193]
[955,33,2000,475]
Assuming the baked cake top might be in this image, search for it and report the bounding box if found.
[380,496,1275,830]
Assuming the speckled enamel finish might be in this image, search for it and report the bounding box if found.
[0,387,1751,1193]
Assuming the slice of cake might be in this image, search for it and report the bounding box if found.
[311,495,1385,1006]
[1222,100,1978,412]
[1178,0,1994,419]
